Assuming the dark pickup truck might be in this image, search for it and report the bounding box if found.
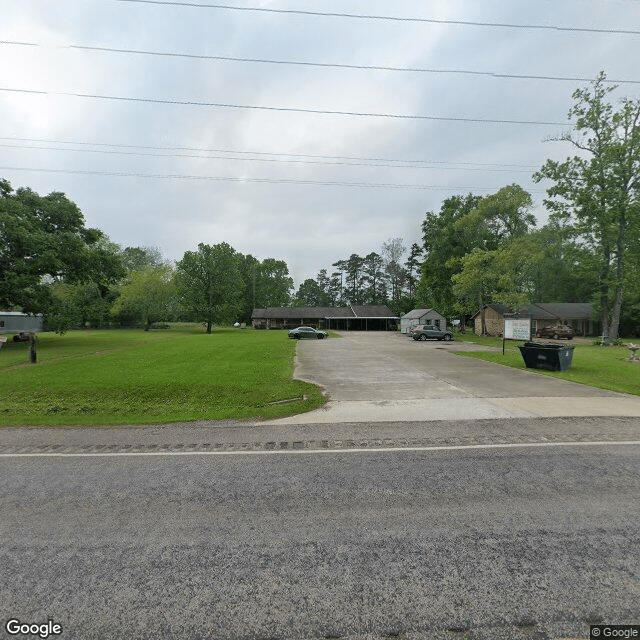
[411,325,454,341]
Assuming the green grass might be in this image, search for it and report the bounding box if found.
[0,326,325,427]
[455,333,640,396]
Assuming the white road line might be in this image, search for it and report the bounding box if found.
[0,440,639,458]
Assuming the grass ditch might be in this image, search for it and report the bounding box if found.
[0,326,325,426]
[454,333,640,396]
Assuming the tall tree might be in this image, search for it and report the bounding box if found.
[120,246,165,272]
[382,238,406,305]
[362,252,387,304]
[111,265,178,330]
[405,243,423,300]
[316,269,332,305]
[175,242,244,333]
[343,254,365,305]
[0,180,124,313]
[416,194,482,316]
[293,278,325,307]
[534,73,640,342]
[256,258,294,308]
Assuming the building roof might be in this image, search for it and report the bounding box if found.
[470,302,595,321]
[470,303,513,320]
[522,303,595,320]
[401,308,449,320]
[350,305,398,318]
[252,305,398,319]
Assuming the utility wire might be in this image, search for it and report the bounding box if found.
[114,0,640,36]
[2,40,637,85]
[0,137,538,169]
[0,87,566,125]
[0,142,538,172]
[0,166,545,191]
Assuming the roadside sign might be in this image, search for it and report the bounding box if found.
[504,318,531,340]
[503,317,531,355]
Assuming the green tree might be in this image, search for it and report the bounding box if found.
[176,242,244,333]
[49,281,118,330]
[256,258,294,307]
[111,265,178,330]
[405,243,423,300]
[120,246,165,272]
[382,237,406,305]
[0,180,124,316]
[293,278,327,307]
[416,194,482,316]
[362,252,387,304]
[452,249,501,334]
[534,73,640,342]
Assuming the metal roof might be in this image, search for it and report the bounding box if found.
[252,305,398,319]
[471,303,595,320]
[401,308,446,320]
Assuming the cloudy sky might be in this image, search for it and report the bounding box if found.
[2,0,639,287]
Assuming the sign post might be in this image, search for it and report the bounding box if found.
[503,316,531,355]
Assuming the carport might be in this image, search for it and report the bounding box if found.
[252,305,398,331]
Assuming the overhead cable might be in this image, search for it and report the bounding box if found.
[1,40,636,85]
[0,87,566,125]
[0,166,545,191]
[0,142,538,172]
[114,0,640,36]
[0,136,538,168]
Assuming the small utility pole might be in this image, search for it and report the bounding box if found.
[28,332,37,364]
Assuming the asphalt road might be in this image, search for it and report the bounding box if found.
[1,420,639,640]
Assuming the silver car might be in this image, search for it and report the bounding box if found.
[288,326,327,339]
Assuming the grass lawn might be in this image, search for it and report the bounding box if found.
[0,326,325,427]
[455,333,640,396]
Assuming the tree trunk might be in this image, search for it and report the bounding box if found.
[609,287,624,341]
[478,291,486,335]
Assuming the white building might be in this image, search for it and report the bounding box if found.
[400,309,447,334]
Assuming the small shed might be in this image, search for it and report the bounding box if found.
[0,312,44,334]
[400,308,447,334]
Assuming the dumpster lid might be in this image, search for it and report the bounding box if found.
[522,341,574,349]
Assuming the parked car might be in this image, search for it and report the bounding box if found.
[288,326,327,339]
[536,323,574,340]
[412,325,454,341]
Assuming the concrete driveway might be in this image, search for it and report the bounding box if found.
[268,331,640,423]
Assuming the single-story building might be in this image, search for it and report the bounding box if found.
[251,305,399,331]
[471,303,598,337]
[400,308,447,334]
[471,304,512,336]
[0,312,44,334]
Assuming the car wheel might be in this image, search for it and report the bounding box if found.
[553,333,558,340]
[444,334,452,341]
[317,334,324,339]
[568,336,573,340]
[420,334,427,341]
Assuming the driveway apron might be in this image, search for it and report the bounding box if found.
[267,332,640,423]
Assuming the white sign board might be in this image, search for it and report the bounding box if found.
[504,318,531,340]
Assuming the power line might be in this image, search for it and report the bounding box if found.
[2,40,637,85]
[114,0,640,36]
[0,87,566,126]
[0,136,538,168]
[0,142,538,172]
[0,165,545,191]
